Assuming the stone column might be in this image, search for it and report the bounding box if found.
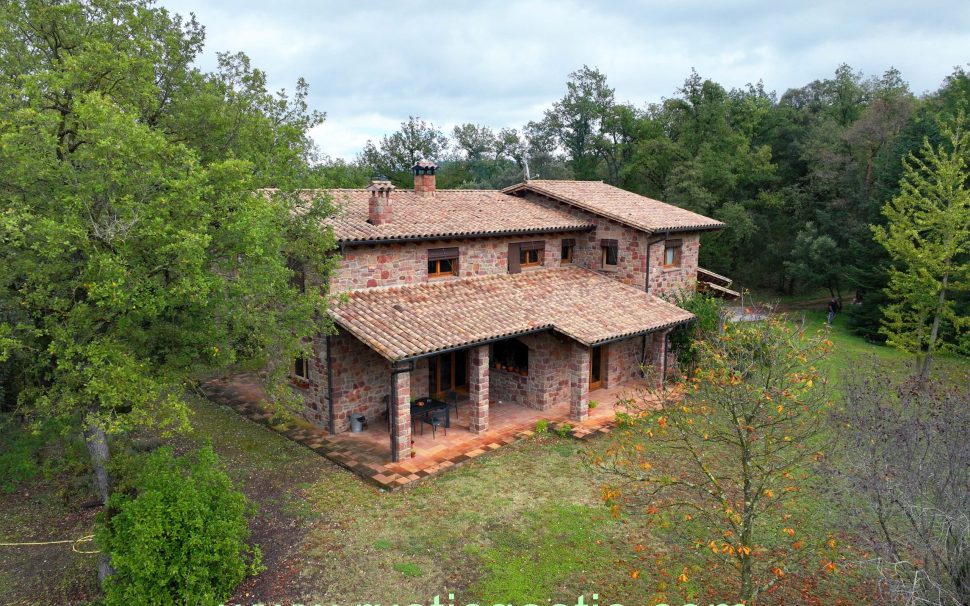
[391,367,411,462]
[648,330,669,387]
[469,345,490,434]
[569,342,590,422]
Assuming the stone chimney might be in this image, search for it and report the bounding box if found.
[412,159,438,197]
[366,177,395,225]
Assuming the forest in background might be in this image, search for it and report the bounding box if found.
[329,65,970,347]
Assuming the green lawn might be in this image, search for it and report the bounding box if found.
[0,317,965,605]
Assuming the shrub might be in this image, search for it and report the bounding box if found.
[834,361,970,605]
[0,420,44,492]
[588,400,599,410]
[534,419,549,433]
[555,422,573,438]
[97,444,261,606]
[667,290,724,371]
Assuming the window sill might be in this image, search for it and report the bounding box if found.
[290,376,310,389]
[662,266,682,273]
[427,274,459,280]
[601,265,619,273]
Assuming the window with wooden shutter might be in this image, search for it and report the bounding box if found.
[518,240,544,268]
[561,238,575,264]
[508,242,521,273]
[601,239,619,268]
[427,247,459,278]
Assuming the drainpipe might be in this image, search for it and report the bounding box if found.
[325,335,335,434]
[389,360,414,463]
[643,232,669,295]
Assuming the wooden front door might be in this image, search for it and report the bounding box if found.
[430,349,468,397]
[589,345,607,391]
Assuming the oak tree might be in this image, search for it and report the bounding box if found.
[0,0,337,584]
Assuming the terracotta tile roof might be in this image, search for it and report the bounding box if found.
[322,189,595,244]
[502,180,724,234]
[330,266,694,361]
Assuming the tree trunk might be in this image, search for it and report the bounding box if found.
[919,273,949,383]
[740,440,754,603]
[83,421,110,504]
[83,419,114,583]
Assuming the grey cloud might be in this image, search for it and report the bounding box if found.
[159,0,970,158]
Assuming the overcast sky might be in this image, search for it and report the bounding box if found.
[156,0,970,161]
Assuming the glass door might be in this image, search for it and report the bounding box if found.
[430,349,469,397]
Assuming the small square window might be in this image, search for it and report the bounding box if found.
[428,248,459,278]
[561,240,574,264]
[601,239,619,267]
[520,247,542,267]
[663,244,682,268]
[294,357,309,379]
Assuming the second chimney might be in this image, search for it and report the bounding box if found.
[412,159,438,197]
[367,177,395,225]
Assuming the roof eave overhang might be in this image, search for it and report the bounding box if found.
[582,316,696,347]
[336,224,596,247]
[330,313,696,364]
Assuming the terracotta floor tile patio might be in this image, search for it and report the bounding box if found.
[203,373,658,489]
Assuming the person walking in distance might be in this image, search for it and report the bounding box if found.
[827,298,839,325]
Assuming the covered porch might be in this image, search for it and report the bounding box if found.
[325,377,654,486]
[325,267,692,468]
[206,371,657,489]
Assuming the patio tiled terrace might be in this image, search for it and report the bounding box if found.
[203,373,658,489]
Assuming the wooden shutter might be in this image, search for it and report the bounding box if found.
[428,247,459,260]
[508,242,521,274]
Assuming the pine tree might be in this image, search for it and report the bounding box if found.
[872,112,970,380]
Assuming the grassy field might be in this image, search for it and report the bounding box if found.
[1,314,966,605]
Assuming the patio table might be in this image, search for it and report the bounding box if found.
[410,397,451,428]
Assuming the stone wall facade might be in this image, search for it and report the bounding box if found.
[487,333,571,411]
[645,233,700,299]
[298,328,391,433]
[299,331,655,435]
[518,191,702,299]
[331,230,591,292]
[605,336,645,390]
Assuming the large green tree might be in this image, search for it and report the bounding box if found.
[531,65,633,182]
[358,116,449,186]
[0,0,337,580]
[872,112,970,379]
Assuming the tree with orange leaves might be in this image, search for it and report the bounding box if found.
[594,313,836,603]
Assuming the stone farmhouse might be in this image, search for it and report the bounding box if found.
[293,161,736,464]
